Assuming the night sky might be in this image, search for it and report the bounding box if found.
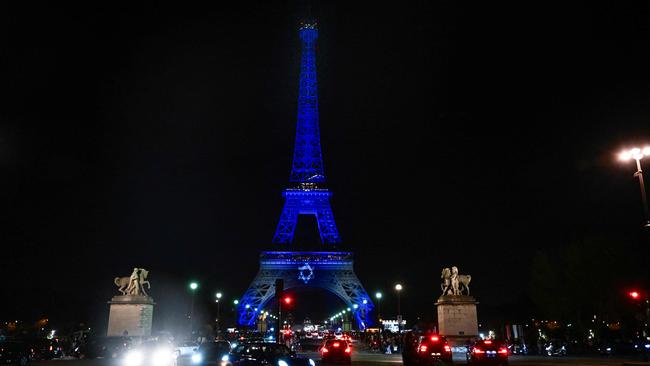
[3,1,650,331]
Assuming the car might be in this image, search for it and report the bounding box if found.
[228,342,314,366]
[319,339,351,364]
[300,338,322,352]
[402,334,452,366]
[415,335,452,365]
[175,342,200,358]
[466,340,508,366]
[190,341,231,366]
[123,340,177,366]
[0,342,32,366]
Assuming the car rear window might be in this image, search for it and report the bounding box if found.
[325,340,348,347]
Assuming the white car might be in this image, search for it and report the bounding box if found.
[174,341,199,358]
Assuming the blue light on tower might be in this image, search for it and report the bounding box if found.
[237,19,373,329]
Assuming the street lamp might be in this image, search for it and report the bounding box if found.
[215,292,223,334]
[395,284,403,332]
[189,282,199,333]
[619,147,650,228]
[375,292,383,322]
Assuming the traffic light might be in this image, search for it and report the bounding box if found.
[283,296,293,305]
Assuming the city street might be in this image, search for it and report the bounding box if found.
[30,351,648,366]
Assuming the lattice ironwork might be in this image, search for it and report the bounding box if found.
[237,252,374,329]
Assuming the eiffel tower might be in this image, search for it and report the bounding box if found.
[237,19,374,329]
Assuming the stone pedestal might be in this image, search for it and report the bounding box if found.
[435,295,478,346]
[107,295,155,337]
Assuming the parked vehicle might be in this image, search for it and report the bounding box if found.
[544,341,566,357]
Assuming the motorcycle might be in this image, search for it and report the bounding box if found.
[544,342,567,356]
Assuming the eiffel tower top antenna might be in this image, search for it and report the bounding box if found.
[291,5,322,184]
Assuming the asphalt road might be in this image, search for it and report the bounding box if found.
[31,351,648,366]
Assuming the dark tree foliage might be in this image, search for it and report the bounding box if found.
[530,232,647,339]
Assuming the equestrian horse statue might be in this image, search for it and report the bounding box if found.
[441,266,471,296]
[114,268,151,296]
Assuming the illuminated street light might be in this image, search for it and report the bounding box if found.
[188,281,199,332]
[215,292,223,333]
[233,299,239,305]
[375,292,383,323]
[618,146,650,228]
[395,284,403,332]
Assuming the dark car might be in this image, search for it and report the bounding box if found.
[466,340,508,366]
[402,334,452,366]
[300,338,322,352]
[0,342,32,366]
[319,339,351,364]
[190,341,231,366]
[228,342,314,366]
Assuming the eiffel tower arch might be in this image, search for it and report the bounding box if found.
[237,19,373,329]
[238,252,373,329]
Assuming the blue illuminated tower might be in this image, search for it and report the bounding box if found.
[238,19,372,329]
[272,20,341,245]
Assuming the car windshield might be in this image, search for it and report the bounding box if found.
[476,340,502,349]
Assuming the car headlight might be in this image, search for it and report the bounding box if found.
[309,359,315,366]
[278,360,289,366]
[124,350,144,366]
[191,353,203,364]
[153,349,173,366]
[221,355,230,362]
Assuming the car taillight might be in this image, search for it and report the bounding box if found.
[430,336,439,342]
[344,347,351,354]
[419,345,428,353]
[321,347,329,353]
[333,342,340,348]
[484,340,492,345]
[498,347,508,355]
[444,345,451,353]
[473,348,484,354]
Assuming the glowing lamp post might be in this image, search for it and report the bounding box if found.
[375,292,383,324]
[215,292,223,334]
[619,147,650,228]
[189,282,199,332]
[395,284,403,332]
